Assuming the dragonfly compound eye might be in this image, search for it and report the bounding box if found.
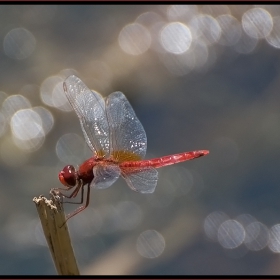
[59,165,77,186]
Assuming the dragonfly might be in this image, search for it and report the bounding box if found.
[55,75,209,221]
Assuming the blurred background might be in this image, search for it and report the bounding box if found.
[1,4,280,275]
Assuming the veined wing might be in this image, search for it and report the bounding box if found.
[105,92,147,162]
[122,167,158,193]
[91,164,121,189]
[63,75,110,157]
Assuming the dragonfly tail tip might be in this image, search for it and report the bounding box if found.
[200,150,209,156]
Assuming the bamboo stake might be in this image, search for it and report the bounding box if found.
[33,191,80,275]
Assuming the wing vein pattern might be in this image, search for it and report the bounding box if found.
[106,92,147,162]
[63,75,110,156]
[122,167,158,193]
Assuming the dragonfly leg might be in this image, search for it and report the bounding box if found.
[54,180,82,199]
[59,181,87,206]
[64,183,91,222]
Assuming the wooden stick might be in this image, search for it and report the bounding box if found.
[33,191,80,275]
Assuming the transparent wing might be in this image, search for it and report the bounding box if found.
[106,92,147,162]
[63,75,110,156]
[122,167,158,193]
[90,164,121,189]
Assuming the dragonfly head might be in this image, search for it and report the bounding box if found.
[59,165,77,187]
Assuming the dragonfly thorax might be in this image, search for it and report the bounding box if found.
[59,165,78,187]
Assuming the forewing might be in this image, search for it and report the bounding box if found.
[122,167,158,193]
[63,75,110,156]
[90,164,121,189]
[106,92,147,162]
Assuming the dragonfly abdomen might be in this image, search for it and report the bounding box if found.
[120,150,209,169]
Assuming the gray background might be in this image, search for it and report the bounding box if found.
[0,4,280,275]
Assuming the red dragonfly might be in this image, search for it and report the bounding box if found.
[55,75,209,221]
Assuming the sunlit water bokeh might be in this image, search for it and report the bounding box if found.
[1,4,280,275]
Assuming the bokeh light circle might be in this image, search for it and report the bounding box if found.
[136,230,165,258]
[242,8,273,39]
[3,28,36,60]
[118,23,151,55]
[160,22,192,54]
